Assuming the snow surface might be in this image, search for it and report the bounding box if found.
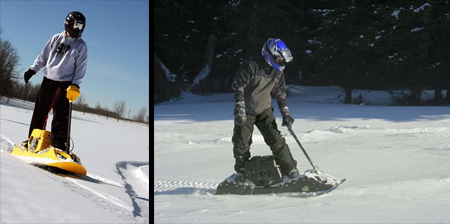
[0,98,149,223]
[155,85,450,223]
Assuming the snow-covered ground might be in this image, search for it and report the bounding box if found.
[154,86,450,223]
[0,98,149,223]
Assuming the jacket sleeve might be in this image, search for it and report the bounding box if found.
[71,43,88,87]
[231,61,254,104]
[30,35,56,72]
[273,73,290,115]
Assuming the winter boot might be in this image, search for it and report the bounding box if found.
[287,167,299,179]
[234,156,248,173]
[21,140,29,149]
[52,140,66,151]
[69,152,81,164]
[234,156,248,183]
[234,172,246,183]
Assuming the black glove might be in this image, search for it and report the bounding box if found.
[234,101,247,126]
[281,106,294,127]
[282,114,294,127]
[24,69,36,84]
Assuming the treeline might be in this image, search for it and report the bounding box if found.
[2,80,149,124]
[0,29,149,124]
[154,0,450,105]
[72,96,150,124]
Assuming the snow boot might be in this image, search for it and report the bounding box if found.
[287,167,299,179]
[234,172,246,184]
[234,156,249,173]
[20,140,29,149]
[51,140,66,151]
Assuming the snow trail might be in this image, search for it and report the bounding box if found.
[66,178,133,210]
[116,161,150,222]
[0,134,14,152]
[154,180,218,195]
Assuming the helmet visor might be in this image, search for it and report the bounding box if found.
[73,21,84,30]
[281,49,293,63]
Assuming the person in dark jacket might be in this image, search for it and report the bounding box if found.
[231,38,299,179]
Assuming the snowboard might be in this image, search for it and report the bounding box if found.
[215,155,344,196]
[215,170,345,196]
[11,142,87,176]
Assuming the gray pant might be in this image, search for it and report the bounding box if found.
[232,107,297,174]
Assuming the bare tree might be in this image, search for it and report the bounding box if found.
[73,95,88,114]
[95,101,102,111]
[113,100,126,122]
[92,101,112,119]
[0,28,20,101]
[134,107,147,123]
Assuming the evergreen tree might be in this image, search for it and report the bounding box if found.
[307,1,383,103]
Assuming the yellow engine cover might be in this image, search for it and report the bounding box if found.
[10,129,87,176]
[28,129,53,153]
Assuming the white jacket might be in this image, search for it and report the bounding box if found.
[31,31,88,86]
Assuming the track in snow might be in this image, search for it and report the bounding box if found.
[154,180,218,195]
[0,135,147,223]
[116,161,150,223]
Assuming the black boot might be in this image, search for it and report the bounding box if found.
[287,167,299,179]
[52,141,66,150]
[21,140,29,149]
[234,156,248,173]
[234,172,245,183]
[234,156,248,183]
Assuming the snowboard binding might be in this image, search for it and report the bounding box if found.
[243,156,283,187]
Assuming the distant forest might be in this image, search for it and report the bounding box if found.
[154,0,450,106]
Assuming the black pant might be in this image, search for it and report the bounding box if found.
[232,107,297,174]
[29,77,72,149]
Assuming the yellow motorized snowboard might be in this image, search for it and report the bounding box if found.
[11,129,86,176]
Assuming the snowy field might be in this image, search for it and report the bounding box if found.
[0,98,150,223]
[154,86,450,223]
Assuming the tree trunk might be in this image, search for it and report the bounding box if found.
[344,87,352,104]
[410,87,422,106]
[205,33,216,67]
[412,5,430,106]
[191,33,216,94]
[154,52,181,103]
[154,52,175,82]
[433,77,443,104]
[244,1,259,59]
[446,88,450,103]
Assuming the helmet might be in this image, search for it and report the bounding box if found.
[65,11,86,39]
[261,38,293,71]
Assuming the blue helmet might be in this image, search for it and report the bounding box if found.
[261,38,293,71]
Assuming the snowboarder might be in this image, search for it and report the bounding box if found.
[22,11,88,151]
[231,38,298,180]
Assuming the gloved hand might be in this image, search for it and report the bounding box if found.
[281,106,294,127]
[24,69,36,83]
[66,85,81,103]
[234,101,246,126]
[282,114,294,127]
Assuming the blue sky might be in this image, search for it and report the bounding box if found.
[0,0,149,119]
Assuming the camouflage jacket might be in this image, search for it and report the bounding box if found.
[231,56,289,116]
